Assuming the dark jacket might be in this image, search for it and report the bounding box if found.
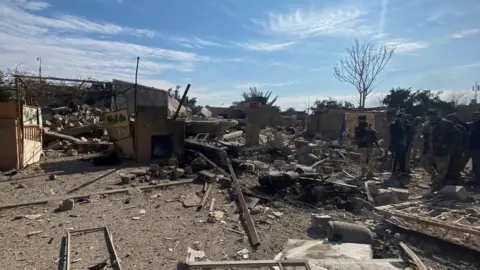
[389,121,411,151]
[423,119,462,157]
[469,121,480,151]
[455,123,468,148]
[355,124,378,148]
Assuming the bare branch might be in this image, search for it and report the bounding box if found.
[333,39,396,107]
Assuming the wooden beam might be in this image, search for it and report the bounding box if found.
[187,259,309,268]
[375,208,480,236]
[105,227,123,270]
[0,179,194,210]
[399,242,427,270]
[227,159,260,247]
[197,183,212,211]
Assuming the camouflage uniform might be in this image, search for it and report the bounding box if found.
[422,118,462,190]
[445,114,468,184]
[411,118,424,161]
[355,117,379,179]
[404,114,415,169]
[383,109,396,158]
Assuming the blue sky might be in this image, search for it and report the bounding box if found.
[0,0,479,109]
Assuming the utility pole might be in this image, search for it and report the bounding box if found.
[473,81,479,104]
[36,57,42,79]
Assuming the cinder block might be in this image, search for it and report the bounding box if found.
[311,214,332,228]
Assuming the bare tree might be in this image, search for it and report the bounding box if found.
[333,39,396,108]
[445,91,471,106]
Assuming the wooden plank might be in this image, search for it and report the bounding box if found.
[399,242,427,270]
[187,259,309,268]
[197,184,212,211]
[70,227,106,235]
[105,227,123,270]
[376,208,480,235]
[227,160,260,247]
[195,151,230,177]
[0,179,194,210]
[66,231,71,270]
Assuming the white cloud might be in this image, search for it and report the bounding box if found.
[252,5,374,38]
[0,0,209,82]
[170,36,224,49]
[451,28,480,39]
[235,41,296,52]
[382,39,428,54]
[1,1,156,37]
[19,1,50,11]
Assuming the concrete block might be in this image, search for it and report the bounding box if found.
[440,185,469,202]
[387,187,410,202]
[198,106,212,118]
[120,173,135,184]
[375,189,399,206]
[311,214,332,228]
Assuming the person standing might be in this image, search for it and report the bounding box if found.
[422,110,462,190]
[404,114,415,171]
[355,115,380,179]
[445,114,468,184]
[411,116,424,162]
[468,112,480,186]
[383,109,396,160]
[389,111,409,175]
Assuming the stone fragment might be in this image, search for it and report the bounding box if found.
[440,185,469,202]
[59,199,75,211]
[374,189,399,206]
[120,173,135,184]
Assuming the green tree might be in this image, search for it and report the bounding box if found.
[311,98,355,110]
[382,87,456,116]
[233,86,278,106]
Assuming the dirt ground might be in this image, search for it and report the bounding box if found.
[0,153,479,270]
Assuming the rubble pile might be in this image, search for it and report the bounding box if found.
[41,104,112,154]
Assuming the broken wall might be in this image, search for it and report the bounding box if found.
[307,111,345,138]
[245,106,283,128]
[112,79,169,116]
[307,109,388,139]
[135,106,185,163]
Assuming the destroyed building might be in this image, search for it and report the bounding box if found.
[0,75,479,269]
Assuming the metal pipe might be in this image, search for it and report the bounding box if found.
[173,84,191,120]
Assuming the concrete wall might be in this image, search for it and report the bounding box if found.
[245,106,283,128]
[135,106,185,163]
[306,109,389,139]
[113,79,169,115]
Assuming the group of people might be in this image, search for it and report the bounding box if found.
[354,109,480,190]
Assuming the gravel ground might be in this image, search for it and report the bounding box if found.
[0,153,479,270]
